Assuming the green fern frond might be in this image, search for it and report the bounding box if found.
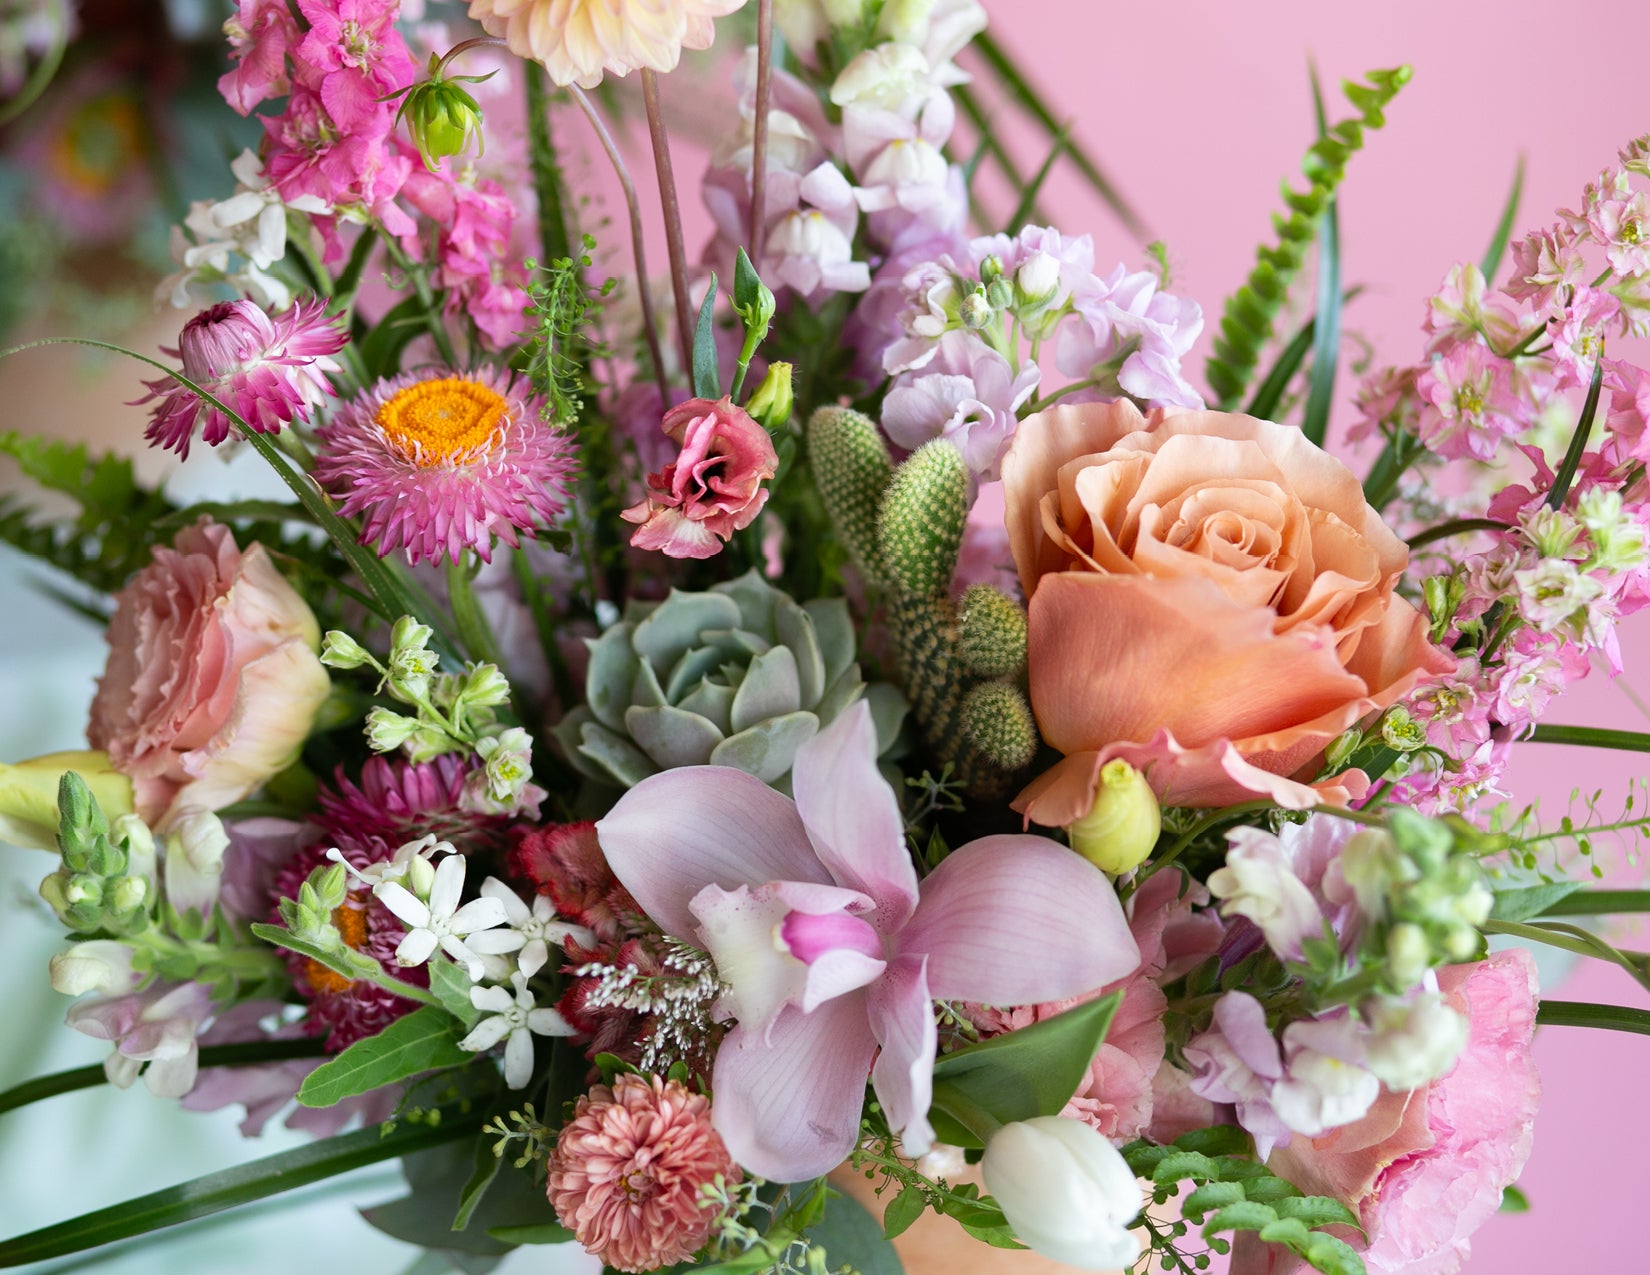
[1205,66,1411,409]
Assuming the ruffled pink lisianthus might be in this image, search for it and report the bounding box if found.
[548,1073,739,1273]
[88,520,331,828]
[138,298,347,458]
[312,367,576,566]
[622,396,779,560]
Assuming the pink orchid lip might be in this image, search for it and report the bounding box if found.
[781,910,883,965]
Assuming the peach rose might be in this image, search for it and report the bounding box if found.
[89,520,330,828]
[1002,401,1452,819]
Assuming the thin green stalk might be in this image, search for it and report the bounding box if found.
[1537,1000,1650,1036]
[1300,63,1342,449]
[524,62,574,266]
[382,239,458,367]
[1407,517,1512,551]
[1543,890,1650,916]
[1131,801,1276,892]
[1546,358,1606,511]
[640,68,695,376]
[445,555,503,667]
[1480,155,1526,284]
[1529,724,1650,752]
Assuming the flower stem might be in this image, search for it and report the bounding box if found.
[445,554,503,667]
[640,68,696,377]
[748,0,775,268]
[570,86,668,400]
[1406,516,1511,550]
[383,238,459,368]
[523,61,574,266]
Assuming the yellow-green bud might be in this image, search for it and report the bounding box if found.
[745,361,794,431]
[0,752,133,852]
[1067,759,1161,875]
[398,75,485,172]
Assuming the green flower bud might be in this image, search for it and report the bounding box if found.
[455,663,512,713]
[978,254,1005,284]
[398,74,486,172]
[366,707,424,753]
[1379,706,1428,753]
[0,752,132,852]
[405,852,437,900]
[1385,920,1431,987]
[1067,759,1161,875]
[984,277,1014,312]
[1322,728,1362,772]
[744,361,794,430]
[108,874,150,920]
[320,630,375,670]
[959,290,994,330]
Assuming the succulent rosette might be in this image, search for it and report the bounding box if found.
[553,571,906,789]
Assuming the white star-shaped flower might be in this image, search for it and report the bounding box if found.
[459,973,574,1088]
[466,877,596,978]
[374,853,507,979]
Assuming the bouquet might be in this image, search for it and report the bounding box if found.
[2,2,1648,1272]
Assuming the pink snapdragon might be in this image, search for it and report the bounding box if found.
[294,0,418,136]
[66,981,216,1099]
[138,298,347,457]
[882,330,1040,482]
[595,701,1139,1181]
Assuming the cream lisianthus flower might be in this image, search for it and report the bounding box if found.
[468,0,749,89]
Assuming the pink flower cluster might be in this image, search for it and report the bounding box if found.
[218,0,530,347]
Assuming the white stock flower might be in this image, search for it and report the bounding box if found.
[459,972,575,1088]
[1207,829,1324,959]
[1271,1016,1380,1138]
[374,853,508,980]
[981,1116,1143,1270]
[1363,992,1469,1091]
[466,877,596,978]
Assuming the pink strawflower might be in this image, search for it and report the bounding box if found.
[220,0,299,115]
[316,755,514,857]
[549,1074,738,1272]
[138,298,346,458]
[621,396,779,560]
[596,700,1140,1181]
[312,367,576,566]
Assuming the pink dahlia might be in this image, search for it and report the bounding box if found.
[548,1074,739,1273]
[312,367,577,566]
[316,755,512,858]
[139,298,347,458]
[269,840,428,1051]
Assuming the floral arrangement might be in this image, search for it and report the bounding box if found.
[2,2,1649,1274]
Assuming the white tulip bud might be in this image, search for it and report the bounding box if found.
[981,1117,1142,1270]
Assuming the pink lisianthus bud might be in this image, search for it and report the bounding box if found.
[136,298,347,459]
[622,396,779,559]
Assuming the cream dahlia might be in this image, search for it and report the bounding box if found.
[467,0,748,89]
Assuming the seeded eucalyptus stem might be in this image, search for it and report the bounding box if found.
[749,0,775,268]
[640,68,696,377]
[570,86,669,399]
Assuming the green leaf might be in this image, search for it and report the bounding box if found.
[883,1184,927,1239]
[0,1108,479,1264]
[1537,999,1650,1035]
[297,1006,469,1107]
[358,294,431,382]
[1542,889,1650,916]
[1300,1230,1367,1275]
[453,1138,504,1232]
[1173,1125,1254,1157]
[1203,1201,1280,1235]
[1480,155,1526,284]
[928,992,1121,1146]
[1182,1181,1247,1220]
[1274,1196,1360,1229]
[1242,1174,1303,1204]
[1529,724,1650,754]
[801,1187,905,1275]
[1152,1151,1219,1185]
[1258,1217,1313,1248]
[486,1223,575,1245]
[1300,63,1343,448]
[693,270,721,399]
[249,922,377,986]
[1500,1184,1531,1213]
[1490,880,1585,922]
[1546,358,1606,513]
[1005,128,1069,234]
[429,956,484,1029]
[734,247,764,316]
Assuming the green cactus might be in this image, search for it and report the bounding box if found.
[554,571,906,790]
[806,406,892,579]
[959,681,1039,773]
[877,439,968,597]
[958,584,1029,679]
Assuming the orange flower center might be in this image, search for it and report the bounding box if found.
[375,377,508,466]
[304,896,370,995]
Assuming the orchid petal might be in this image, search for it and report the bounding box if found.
[799,948,887,1013]
[899,835,1139,1004]
[598,766,829,938]
[868,955,936,1158]
[791,700,919,931]
[710,992,877,1183]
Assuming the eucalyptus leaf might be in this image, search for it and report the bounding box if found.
[298,1006,470,1107]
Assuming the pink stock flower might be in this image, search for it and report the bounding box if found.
[1506,223,1586,307]
[595,700,1140,1181]
[1588,186,1650,277]
[313,367,576,566]
[622,397,779,560]
[219,0,299,115]
[1415,340,1527,461]
[138,298,346,458]
[882,329,1041,482]
[469,0,748,89]
[294,0,417,136]
[548,1074,739,1273]
[1233,949,1540,1275]
[88,521,331,828]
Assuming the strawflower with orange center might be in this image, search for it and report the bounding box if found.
[313,367,576,566]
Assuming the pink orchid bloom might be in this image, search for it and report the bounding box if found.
[595,700,1140,1182]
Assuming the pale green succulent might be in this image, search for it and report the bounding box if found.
[554,571,905,789]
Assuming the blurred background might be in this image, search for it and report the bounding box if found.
[0,0,1646,1270]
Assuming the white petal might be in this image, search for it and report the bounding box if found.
[441,935,486,980]
[528,1007,574,1036]
[482,877,532,925]
[466,929,528,955]
[460,1015,512,1053]
[395,928,439,968]
[429,854,467,918]
[374,881,431,929]
[503,1027,534,1088]
[517,938,549,979]
[449,896,510,936]
[470,984,515,1013]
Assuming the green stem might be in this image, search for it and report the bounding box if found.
[1529,724,1650,753]
[524,61,574,266]
[1131,801,1277,892]
[0,1040,328,1120]
[1543,890,1650,916]
[1546,357,1606,512]
[1407,517,1512,550]
[445,555,503,667]
[382,239,458,368]
[1537,1000,1650,1036]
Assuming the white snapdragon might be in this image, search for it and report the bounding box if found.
[1362,992,1469,1091]
[374,852,508,980]
[459,972,575,1088]
[49,940,140,997]
[1270,1015,1380,1138]
[162,807,230,916]
[1207,829,1324,959]
[466,878,595,978]
[980,1116,1143,1270]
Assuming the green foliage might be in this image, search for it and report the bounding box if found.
[522,236,610,425]
[693,269,722,399]
[1205,67,1411,408]
[0,430,177,598]
[928,992,1122,1147]
[1123,1127,1365,1275]
[297,1006,472,1107]
[878,441,968,598]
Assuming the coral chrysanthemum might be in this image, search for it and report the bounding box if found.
[547,1073,738,1273]
[139,297,346,459]
[312,367,576,566]
[467,0,747,90]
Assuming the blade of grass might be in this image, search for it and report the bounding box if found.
[1480,155,1526,284]
[1301,62,1342,448]
[1005,128,1070,234]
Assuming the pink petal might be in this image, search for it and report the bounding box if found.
[791,701,919,932]
[711,992,878,1182]
[899,835,1139,1004]
[868,955,937,1157]
[597,766,830,938]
